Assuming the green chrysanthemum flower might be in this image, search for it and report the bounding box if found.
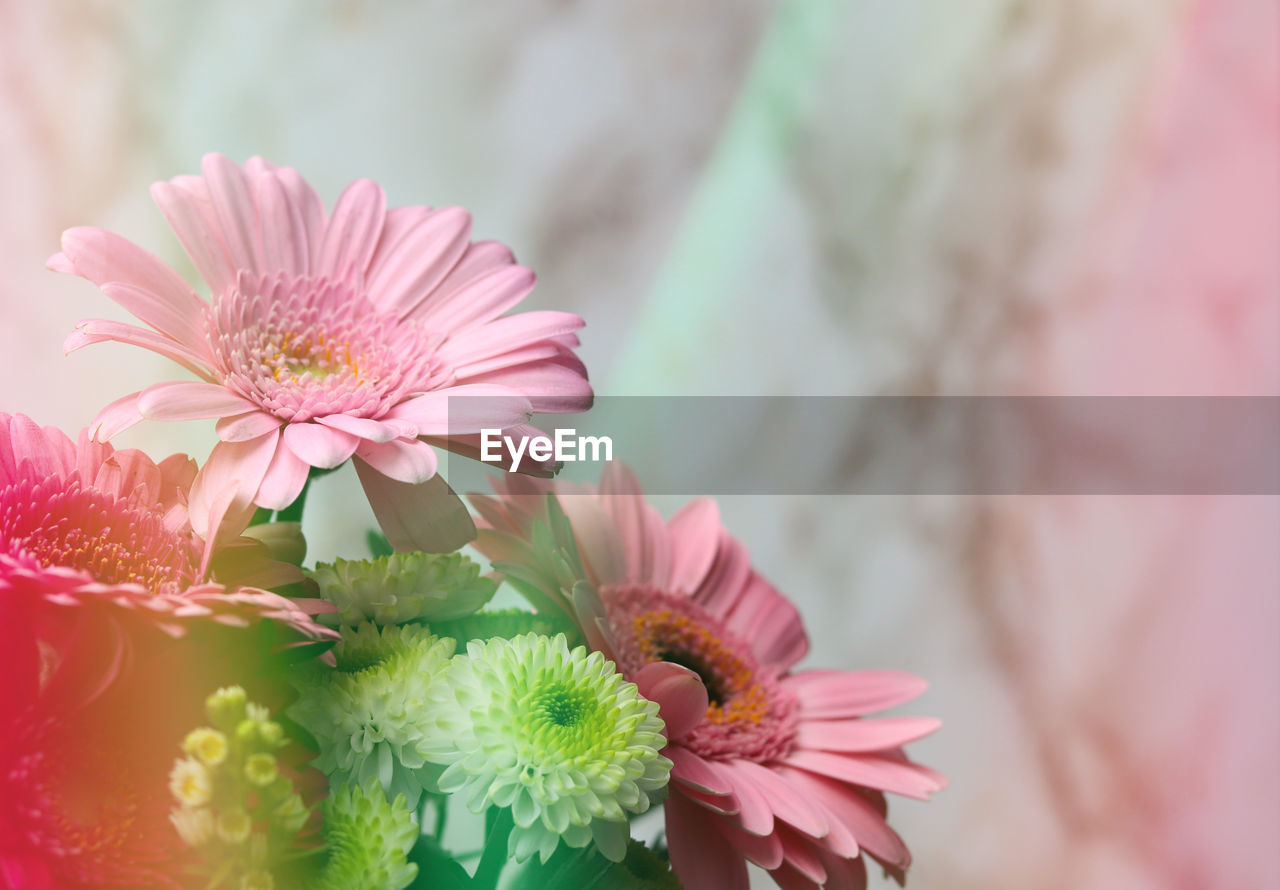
[291,623,455,807]
[318,783,418,890]
[309,552,496,627]
[425,633,671,865]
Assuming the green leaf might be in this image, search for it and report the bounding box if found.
[367,529,395,558]
[407,836,472,890]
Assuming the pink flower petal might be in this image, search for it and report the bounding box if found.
[719,820,785,870]
[774,767,910,870]
[274,165,327,268]
[216,411,285,443]
[282,422,359,469]
[436,311,585,369]
[784,670,929,719]
[728,759,830,840]
[203,153,264,273]
[635,662,709,742]
[151,178,236,296]
[318,178,386,282]
[724,572,809,671]
[600,463,670,586]
[87,391,145,441]
[64,319,214,380]
[255,441,312,510]
[354,461,476,553]
[773,826,828,884]
[456,354,593,414]
[712,759,776,837]
[795,717,942,753]
[253,169,310,276]
[187,432,280,539]
[367,206,473,319]
[412,264,536,330]
[784,750,945,801]
[138,381,258,421]
[52,227,209,347]
[665,792,751,890]
[666,498,722,593]
[315,414,405,443]
[384,385,532,436]
[5,414,73,479]
[354,437,438,484]
[666,746,736,796]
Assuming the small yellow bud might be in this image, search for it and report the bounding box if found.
[216,806,253,844]
[168,758,213,807]
[206,686,247,728]
[183,727,228,767]
[258,720,284,746]
[244,753,279,787]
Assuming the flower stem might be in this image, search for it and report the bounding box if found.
[276,475,314,523]
[472,808,513,890]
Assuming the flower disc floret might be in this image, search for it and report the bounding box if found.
[426,633,671,864]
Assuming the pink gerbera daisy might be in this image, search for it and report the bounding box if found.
[0,556,330,889]
[51,154,592,551]
[0,412,302,594]
[471,466,944,890]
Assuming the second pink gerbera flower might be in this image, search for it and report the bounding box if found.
[52,154,591,550]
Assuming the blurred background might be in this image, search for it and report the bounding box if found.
[1,1,1276,887]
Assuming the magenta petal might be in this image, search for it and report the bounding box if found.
[138,381,257,421]
[283,422,359,469]
[457,356,593,414]
[715,760,776,837]
[354,460,476,553]
[635,663,709,742]
[665,792,751,890]
[6,414,73,479]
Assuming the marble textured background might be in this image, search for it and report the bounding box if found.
[1,1,1276,888]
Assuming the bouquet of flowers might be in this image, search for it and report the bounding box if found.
[2,155,942,890]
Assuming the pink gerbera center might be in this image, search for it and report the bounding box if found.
[601,584,798,762]
[0,475,193,595]
[210,273,448,422]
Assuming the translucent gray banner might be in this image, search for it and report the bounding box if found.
[440,397,1280,495]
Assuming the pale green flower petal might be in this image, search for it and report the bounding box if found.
[426,633,672,864]
[291,623,455,807]
[309,552,495,627]
[318,783,419,890]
